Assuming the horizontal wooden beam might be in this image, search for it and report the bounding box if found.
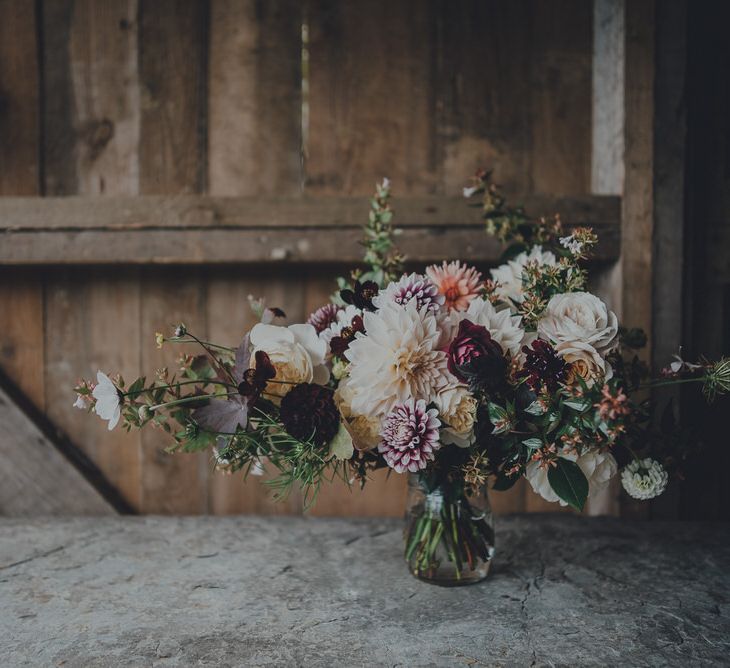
[0,195,620,265]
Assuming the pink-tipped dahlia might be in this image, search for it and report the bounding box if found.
[425,261,483,312]
[378,398,441,473]
[307,303,341,334]
[373,273,445,313]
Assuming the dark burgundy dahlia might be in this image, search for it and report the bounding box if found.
[447,319,505,384]
[279,383,340,447]
[520,339,567,392]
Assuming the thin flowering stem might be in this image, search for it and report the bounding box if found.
[166,336,235,352]
[125,379,236,396]
[640,377,705,390]
[149,392,239,412]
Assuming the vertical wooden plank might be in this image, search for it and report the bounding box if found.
[205,270,305,514]
[0,0,39,195]
[208,0,301,196]
[0,272,45,410]
[436,0,532,194]
[0,3,44,409]
[42,0,140,195]
[41,0,144,510]
[530,0,593,195]
[139,0,208,194]
[306,0,436,195]
[44,269,143,509]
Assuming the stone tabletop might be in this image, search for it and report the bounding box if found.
[1,515,729,667]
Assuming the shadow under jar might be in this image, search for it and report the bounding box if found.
[404,472,495,586]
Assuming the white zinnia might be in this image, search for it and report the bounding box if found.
[526,449,618,506]
[537,292,618,354]
[92,371,121,431]
[490,245,557,306]
[621,458,669,500]
[445,297,526,358]
[250,322,329,401]
[344,300,450,418]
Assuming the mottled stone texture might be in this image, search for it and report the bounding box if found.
[1,515,729,666]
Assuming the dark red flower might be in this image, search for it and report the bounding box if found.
[447,319,504,383]
[520,339,567,392]
[330,315,365,357]
[340,280,379,311]
[238,350,276,399]
[279,383,340,447]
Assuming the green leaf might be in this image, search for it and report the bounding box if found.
[492,471,519,491]
[328,421,354,460]
[547,458,588,511]
[524,400,546,416]
[522,437,543,450]
[564,399,590,412]
[488,402,508,423]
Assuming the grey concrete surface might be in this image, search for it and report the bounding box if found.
[1,515,729,667]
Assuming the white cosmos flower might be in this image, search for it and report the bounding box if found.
[250,322,329,402]
[490,245,557,306]
[92,371,121,431]
[444,297,526,357]
[526,449,618,506]
[344,300,450,418]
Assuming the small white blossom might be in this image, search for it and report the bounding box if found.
[559,235,584,255]
[463,185,478,198]
[92,371,121,430]
[73,395,91,410]
[621,458,669,500]
[381,177,390,190]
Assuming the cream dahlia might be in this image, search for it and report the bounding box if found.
[378,398,441,473]
[372,273,444,313]
[490,245,557,305]
[344,300,450,417]
[425,261,483,312]
[621,458,668,500]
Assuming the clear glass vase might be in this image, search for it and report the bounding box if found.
[404,473,495,586]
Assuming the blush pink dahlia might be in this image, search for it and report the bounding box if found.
[373,273,445,313]
[378,398,441,473]
[425,261,483,312]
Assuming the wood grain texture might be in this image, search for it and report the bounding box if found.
[435,0,532,194]
[306,0,435,194]
[530,0,593,195]
[0,0,39,195]
[42,0,140,195]
[0,383,115,515]
[139,0,208,194]
[208,0,301,196]
[43,270,143,510]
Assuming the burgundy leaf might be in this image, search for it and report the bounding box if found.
[192,397,249,434]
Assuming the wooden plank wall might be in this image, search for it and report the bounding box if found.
[0,0,602,516]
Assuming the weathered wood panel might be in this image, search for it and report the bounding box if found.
[208,0,302,196]
[0,0,39,196]
[0,383,115,515]
[139,0,208,194]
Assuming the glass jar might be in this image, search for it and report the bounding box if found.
[404,473,494,586]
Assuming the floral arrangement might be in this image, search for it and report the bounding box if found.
[75,172,729,583]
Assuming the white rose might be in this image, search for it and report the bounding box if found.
[490,245,557,306]
[444,297,526,358]
[433,384,477,448]
[556,340,612,388]
[249,322,329,403]
[537,292,618,354]
[334,377,381,451]
[526,449,618,506]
